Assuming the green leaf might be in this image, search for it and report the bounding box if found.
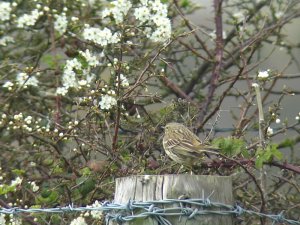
[255,144,283,168]
[41,54,62,69]
[52,165,63,175]
[78,178,96,197]
[279,138,296,148]
[36,190,59,204]
[12,169,25,176]
[268,144,283,160]
[80,167,92,176]
[0,184,16,195]
[213,137,246,156]
[180,0,190,8]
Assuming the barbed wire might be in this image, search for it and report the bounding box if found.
[0,198,299,225]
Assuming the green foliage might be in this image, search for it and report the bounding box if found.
[36,189,59,205]
[121,149,132,161]
[213,137,249,157]
[12,169,25,176]
[255,144,283,168]
[0,184,17,195]
[180,0,190,8]
[52,165,64,175]
[80,167,92,176]
[41,54,63,69]
[279,138,296,148]
[77,178,96,197]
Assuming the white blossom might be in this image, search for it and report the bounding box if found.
[54,14,68,35]
[135,0,171,42]
[58,57,96,94]
[65,58,82,71]
[258,70,269,78]
[79,49,99,67]
[148,21,171,42]
[0,36,14,46]
[134,6,151,23]
[71,16,78,21]
[56,86,69,96]
[233,11,245,23]
[267,127,273,135]
[17,9,42,28]
[89,200,103,219]
[83,27,120,46]
[0,213,5,225]
[85,71,96,83]
[61,58,82,89]
[102,0,132,24]
[70,216,87,225]
[209,30,227,40]
[141,0,149,5]
[275,11,284,19]
[3,81,14,90]
[16,72,39,87]
[99,95,117,110]
[30,181,39,192]
[11,177,23,186]
[13,113,23,120]
[275,118,281,124]
[0,2,12,21]
[78,80,87,86]
[9,216,22,225]
[24,116,33,124]
[252,82,259,88]
[150,0,168,15]
[116,74,129,87]
[62,70,78,89]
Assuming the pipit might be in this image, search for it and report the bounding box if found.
[163,122,219,166]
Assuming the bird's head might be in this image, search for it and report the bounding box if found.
[164,122,184,134]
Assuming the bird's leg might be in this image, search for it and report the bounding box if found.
[176,165,184,174]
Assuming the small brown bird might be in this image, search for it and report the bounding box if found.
[162,122,219,165]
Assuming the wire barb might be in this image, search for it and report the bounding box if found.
[0,198,299,225]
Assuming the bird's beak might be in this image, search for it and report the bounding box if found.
[157,125,165,132]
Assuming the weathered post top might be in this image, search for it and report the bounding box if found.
[109,175,233,225]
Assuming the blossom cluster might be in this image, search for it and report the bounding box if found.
[0,2,13,21]
[295,112,300,121]
[69,200,103,225]
[102,0,132,24]
[257,70,271,79]
[116,74,129,87]
[54,13,68,35]
[17,9,43,28]
[82,26,120,46]
[99,94,117,110]
[0,215,22,225]
[16,72,39,88]
[0,112,44,133]
[2,72,39,91]
[0,171,35,224]
[83,0,171,45]
[70,217,87,225]
[0,112,84,143]
[57,50,100,95]
[133,0,171,42]
[0,36,14,46]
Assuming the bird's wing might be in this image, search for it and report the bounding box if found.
[163,138,181,149]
